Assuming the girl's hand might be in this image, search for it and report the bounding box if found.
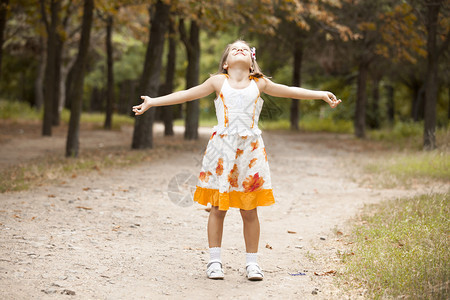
[132,96,152,115]
[322,91,342,108]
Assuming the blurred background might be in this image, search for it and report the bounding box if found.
[0,0,448,154]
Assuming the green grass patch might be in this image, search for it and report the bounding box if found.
[340,193,449,299]
[0,149,154,193]
[0,100,41,120]
[369,122,450,150]
[364,150,450,188]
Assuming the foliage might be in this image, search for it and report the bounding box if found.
[340,193,449,299]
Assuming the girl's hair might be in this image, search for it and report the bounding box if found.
[215,40,265,78]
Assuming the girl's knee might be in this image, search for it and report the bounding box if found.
[240,208,258,222]
[210,206,227,218]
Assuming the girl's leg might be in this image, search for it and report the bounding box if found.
[240,208,260,253]
[207,206,227,247]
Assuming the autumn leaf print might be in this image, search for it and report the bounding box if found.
[199,171,213,183]
[209,132,217,140]
[216,158,224,176]
[242,172,265,192]
[241,136,248,140]
[219,134,226,138]
[248,158,257,168]
[228,164,239,188]
[251,140,259,151]
[235,148,244,159]
[263,148,268,161]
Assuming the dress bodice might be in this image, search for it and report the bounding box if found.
[213,78,263,136]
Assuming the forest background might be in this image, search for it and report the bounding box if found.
[0,0,448,157]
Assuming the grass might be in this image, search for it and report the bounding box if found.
[368,121,450,150]
[339,193,449,299]
[0,149,156,193]
[363,149,450,188]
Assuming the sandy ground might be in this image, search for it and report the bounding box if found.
[0,122,447,299]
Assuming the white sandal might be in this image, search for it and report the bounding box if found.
[206,261,224,280]
[246,263,264,281]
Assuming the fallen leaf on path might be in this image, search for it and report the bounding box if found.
[287,230,297,234]
[82,187,90,191]
[112,226,120,231]
[265,243,273,249]
[336,231,343,235]
[48,194,56,198]
[314,270,336,276]
[13,214,20,218]
[76,206,92,210]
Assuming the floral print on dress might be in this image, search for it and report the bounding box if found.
[228,164,239,188]
[235,148,244,159]
[199,171,212,183]
[249,158,257,168]
[251,140,259,151]
[242,172,265,192]
[216,158,224,175]
[210,132,217,140]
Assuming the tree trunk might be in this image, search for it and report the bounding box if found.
[65,0,94,157]
[368,77,380,129]
[290,40,303,131]
[180,20,200,140]
[160,18,176,136]
[52,33,63,126]
[354,61,368,138]
[163,19,177,136]
[41,0,61,136]
[34,36,46,110]
[0,0,9,81]
[423,0,441,150]
[131,1,170,149]
[104,14,114,129]
[386,83,395,125]
[412,83,425,122]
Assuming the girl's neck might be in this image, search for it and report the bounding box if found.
[227,67,250,83]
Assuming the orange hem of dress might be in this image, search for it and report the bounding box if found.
[193,186,275,211]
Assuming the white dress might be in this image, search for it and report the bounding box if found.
[194,76,275,211]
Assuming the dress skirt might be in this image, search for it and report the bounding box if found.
[194,131,275,211]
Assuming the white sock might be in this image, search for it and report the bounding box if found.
[209,247,221,263]
[246,252,258,266]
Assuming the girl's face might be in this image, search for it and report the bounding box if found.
[224,42,252,70]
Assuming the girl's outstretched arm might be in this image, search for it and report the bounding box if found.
[132,76,219,115]
[260,78,342,108]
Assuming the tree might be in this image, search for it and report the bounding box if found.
[0,0,9,81]
[132,0,170,149]
[66,0,94,157]
[179,18,200,140]
[159,17,177,136]
[40,0,61,136]
[422,0,449,150]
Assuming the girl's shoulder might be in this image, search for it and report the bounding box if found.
[208,74,228,92]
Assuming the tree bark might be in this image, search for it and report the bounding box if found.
[41,0,61,136]
[290,40,303,131]
[52,33,63,126]
[423,0,441,150]
[65,0,94,157]
[35,36,46,110]
[386,83,395,125]
[104,14,114,129]
[0,0,9,81]
[180,20,200,140]
[354,61,368,138]
[160,18,176,136]
[368,77,380,129]
[131,1,170,149]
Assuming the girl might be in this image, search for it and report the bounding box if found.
[133,40,341,281]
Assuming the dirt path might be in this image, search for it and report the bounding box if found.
[0,123,443,299]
